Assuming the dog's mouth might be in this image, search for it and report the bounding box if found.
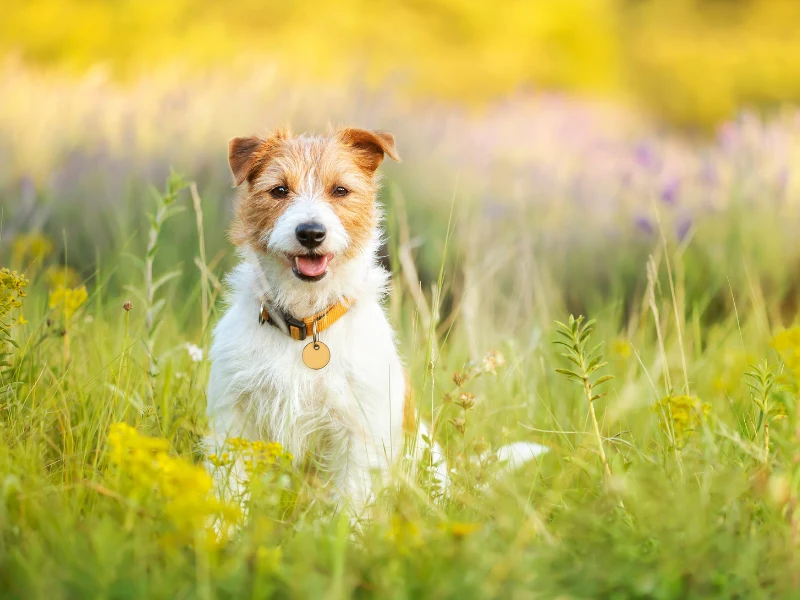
[291,253,333,282]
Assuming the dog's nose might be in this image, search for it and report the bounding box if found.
[295,222,327,248]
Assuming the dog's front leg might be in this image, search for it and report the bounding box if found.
[205,405,257,526]
[331,421,398,520]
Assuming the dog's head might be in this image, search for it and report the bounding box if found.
[228,127,399,296]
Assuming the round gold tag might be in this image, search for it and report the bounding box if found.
[302,341,331,370]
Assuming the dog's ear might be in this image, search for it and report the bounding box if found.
[228,136,265,187]
[338,128,400,173]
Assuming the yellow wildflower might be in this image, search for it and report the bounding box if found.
[107,422,240,546]
[44,265,80,289]
[1,268,28,322]
[653,395,711,447]
[611,338,632,359]
[771,328,800,376]
[11,233,54,266]
[389,514,422,553]
[444,521,482,538]
[212,437,293,476]
[1,268,29,348]
[49,284,88,321]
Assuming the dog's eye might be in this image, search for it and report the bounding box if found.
[270,186,290,199]
[332,186,349,197]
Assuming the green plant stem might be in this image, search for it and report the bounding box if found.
[144,205,162,394]
[583,377,612,482]
[191,183,210,335]
[119,310,130,413]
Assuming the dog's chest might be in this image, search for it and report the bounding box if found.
[209,298,400,450]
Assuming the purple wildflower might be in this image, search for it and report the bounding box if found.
[635,215,654,235]
[676,216,692,242]
[660,176,680,206]
[635,143,659,170]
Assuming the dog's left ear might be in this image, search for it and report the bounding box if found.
[229,136,265,187]
[338,128,400,173]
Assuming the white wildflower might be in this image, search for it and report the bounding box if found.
[185,343,203,363]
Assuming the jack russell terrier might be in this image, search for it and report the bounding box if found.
[206,126,545,517]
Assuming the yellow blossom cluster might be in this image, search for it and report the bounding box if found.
[771,328,800,377]
[44,265,81,289]
[49,284,88,321]
[209,437,293,477]
[442,521,481,538]
[107,423,239,545]
[388,516,481,553]
[654,395,711,447]
[0,268,28,330]
[388,514,422,553]
[11,233,53,266]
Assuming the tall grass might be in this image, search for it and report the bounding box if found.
[3,156,800,595]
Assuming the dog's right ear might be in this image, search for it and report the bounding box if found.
[228,136,264,187]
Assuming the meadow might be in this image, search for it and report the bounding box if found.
[3,62,800,598]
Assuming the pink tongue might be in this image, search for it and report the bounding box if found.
[295,255,329,277]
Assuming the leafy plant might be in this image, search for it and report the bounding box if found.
[745,360,785,464]
[125,172,188,395]
[554,315,615,482]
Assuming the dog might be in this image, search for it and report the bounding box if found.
[205,126,547,519]
[206,126,418,515]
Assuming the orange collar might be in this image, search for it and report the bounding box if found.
[259,299,351,341]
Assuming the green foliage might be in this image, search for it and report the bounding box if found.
[124,172,189,391]
[554,315,614,398]
[554,315,617,485]
[745,360,780,419]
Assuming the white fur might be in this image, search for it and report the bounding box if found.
[206,226,405,514]
[495,441,549,466]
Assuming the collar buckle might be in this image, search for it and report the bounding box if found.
[284,315,308,341]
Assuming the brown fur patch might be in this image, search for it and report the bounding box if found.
[228,127,400,256]
[337,128,400,173]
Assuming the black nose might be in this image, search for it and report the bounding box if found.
[295,222,326,248]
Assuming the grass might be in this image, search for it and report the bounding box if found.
[2,69,800,598]
[3,176,800,599]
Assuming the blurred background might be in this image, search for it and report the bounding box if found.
[2,0,800,339]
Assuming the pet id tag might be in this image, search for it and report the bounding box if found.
[302,341,330,370]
